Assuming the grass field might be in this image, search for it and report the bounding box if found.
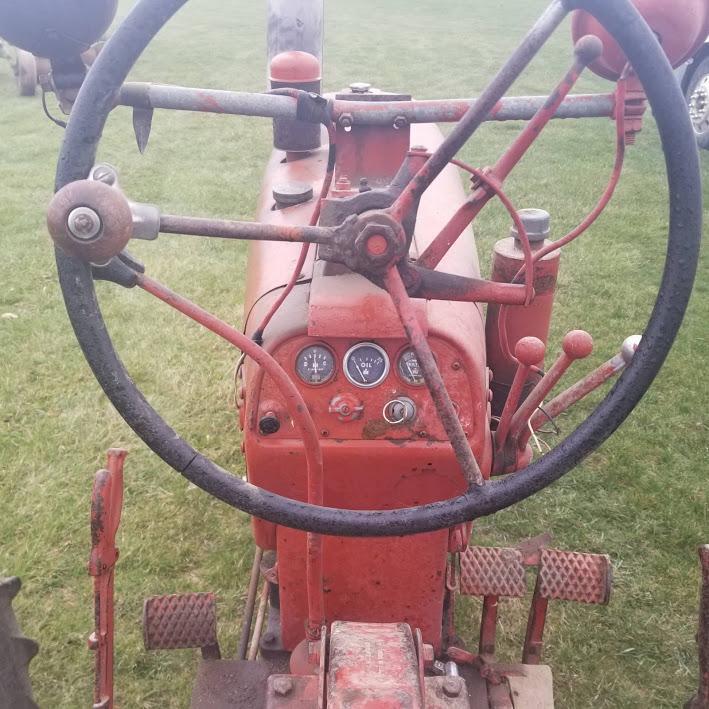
[0,0,707,706]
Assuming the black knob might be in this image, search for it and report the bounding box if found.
[259,414,280,435]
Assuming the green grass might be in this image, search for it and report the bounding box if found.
[0,0,707,706]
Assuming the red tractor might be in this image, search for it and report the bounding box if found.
[1,0,707,706]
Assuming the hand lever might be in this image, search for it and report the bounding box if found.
[529,335,641,431]
[494,336,546,456]
[508,330,594,448]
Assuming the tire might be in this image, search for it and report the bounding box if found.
[685,53,709,151]
[15,49,37,97]
[0,578,38,709]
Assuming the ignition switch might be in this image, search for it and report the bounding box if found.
[383,397,416,425]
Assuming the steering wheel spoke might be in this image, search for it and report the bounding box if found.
[402,263,527,305]
[389,0,568,226]
[384,266,485,488]
[47,174,336,266]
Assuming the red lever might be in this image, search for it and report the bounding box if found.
[88,448,127,709]
[494,336,546,456]
[529,334,640,431]
[508,330,593,448]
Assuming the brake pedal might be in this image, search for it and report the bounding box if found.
[143,592,220,659]
[537,548,612,604]
[459,545,526,598]
[523,549,612,664]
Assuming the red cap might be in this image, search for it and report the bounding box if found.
[270,51,321,83]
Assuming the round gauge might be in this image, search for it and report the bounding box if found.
[397,348,425,386]
[295,344,336,385]
[343,342,390,388]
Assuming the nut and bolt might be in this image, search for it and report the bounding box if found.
[67,207,102,241]
[339,113,354,130]
[393,115,408,130]
[365,234,389,257]
[442,675,463,698]
[91,163,118,185]
[335,175,351,191]
[349,82,371,94]
[272,676,294,697]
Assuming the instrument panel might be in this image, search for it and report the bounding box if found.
[249,336,479,443]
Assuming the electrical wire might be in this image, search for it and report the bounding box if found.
[251,122,337,345]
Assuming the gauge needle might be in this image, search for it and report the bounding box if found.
[354,360,366,383]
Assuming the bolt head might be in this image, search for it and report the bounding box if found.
[349,82,371,94]
[365,233,389,256]
[272,676,294,697]
[67,207,102,241]
[90,163,118,186]
[442,675,463,698]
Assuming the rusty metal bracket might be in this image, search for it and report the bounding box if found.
[88,448,127,709]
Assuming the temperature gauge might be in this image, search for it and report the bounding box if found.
[397,348,425,386]
[295,344,336,385]
[343,343,389,388]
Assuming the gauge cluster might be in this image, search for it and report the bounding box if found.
[251,335,475,442]
[295,341,426,390]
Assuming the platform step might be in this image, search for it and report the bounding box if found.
[143,592,219,655]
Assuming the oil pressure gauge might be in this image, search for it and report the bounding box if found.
[295,344,336,385]
[343,342,389,388]
[397,348,425,386]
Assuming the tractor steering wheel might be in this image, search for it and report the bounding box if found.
[53,0,701,537]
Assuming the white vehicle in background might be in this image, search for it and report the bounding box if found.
[680,38,709,149]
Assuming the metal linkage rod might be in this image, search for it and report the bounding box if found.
[119,83,299,119]
[159,214,333,244]
[390,0,568,222]
[332,93,615,126]
[117,81,615,125]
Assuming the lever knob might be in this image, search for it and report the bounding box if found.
[621,334,642,365]
[514,336,546,367]
[562,330,594,361]
[47,179,133,265]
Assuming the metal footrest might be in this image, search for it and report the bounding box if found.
[143,592,220,658]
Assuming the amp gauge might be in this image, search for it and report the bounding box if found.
[397,348,425,386]
[295,344,336,385]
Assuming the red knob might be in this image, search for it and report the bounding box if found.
[562,330,594,360]
[515,336,546,367]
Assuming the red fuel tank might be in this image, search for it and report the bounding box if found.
[486,209,560,418]
[572,0,709,81]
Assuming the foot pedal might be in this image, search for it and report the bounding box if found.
[538,548,612,604]
[143,592,220,659]
[459,546,526,597]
